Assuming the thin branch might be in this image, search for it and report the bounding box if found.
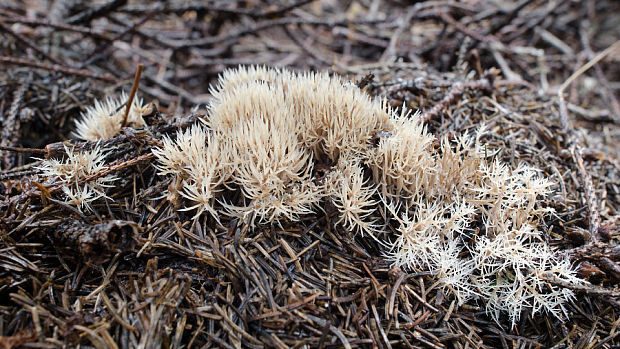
[421,77,493,122]
[120,0,313,18]
[1,78,30,168]
[571,146,601,240]
[166,17,389,49]
[0,23,66,66]
[0,13,110,39]
[557,39,620,130]
[121,64,144,128]
[0,56,116,81]
[579,25,620,123]
[0,145,47,155]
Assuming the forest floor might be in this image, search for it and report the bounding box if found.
[0,1,619,348]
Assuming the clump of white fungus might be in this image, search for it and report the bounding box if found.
[73,92,149,141]
[36,145,116,212]
[128,66,581,325]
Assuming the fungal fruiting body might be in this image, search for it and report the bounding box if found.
[150,66,582,325]
[37,90,152,211]
[73,92,148,141]
[37,145,116,212]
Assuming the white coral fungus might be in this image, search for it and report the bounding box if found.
[73,92,148,141]
[152,65,584,325]
[37,145,115,212]
[326,157,378,237]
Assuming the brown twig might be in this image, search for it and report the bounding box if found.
[555,40,620,239]
[437,11,497,44]
[0,145,47,155]
[571,146,601,240]
[121,0,313,18]
[121,64,143,128]
[0,56,115,81]
[167,17,388,49]
[47,153,155,195]
[79,13,156,69]
[1,77,30,169]
[65,0,128,25]
[380,6,417,62]
[0,23,66,66]
[0,13,110,39]
[260,0,314,18]
[557,40,620,131]
[421,77,493,122]
[579,25,620,123]
[283,25,334,67]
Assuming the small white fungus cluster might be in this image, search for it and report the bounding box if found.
[37,145,116,212]
[37,92,150,211]
[155,66,394,226]
[73,92,148,141]
[149,66,582,325]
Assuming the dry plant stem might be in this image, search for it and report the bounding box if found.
[422,81,463,122]
[1,77,29,168]
[79,14,155,69]
[304,314,352,349]
[65,0,127,25]
[111,13,153,43]
[421,78,491,122]
[257,0,314,18]
[167,17,388,49]
[381,7,416,62]
[556,40,619,239]
[557,40,620,131]
[284,25,334,67]
[122,0,314,19]
[0,56,116,81]
[579,27,620,123]
[438,11,496,44]
[0,12,109,38]
[535,27,574,56]
[571,147,601,240]
[47,153,155,195]
[0,23,65,66]
[121,64,143,128]
[0,145,47,154]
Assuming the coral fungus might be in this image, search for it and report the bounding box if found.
[150,66,583,324]
[73,92,148,141]
[37,145,116,212]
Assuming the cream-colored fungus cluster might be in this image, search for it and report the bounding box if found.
[44,66,582,325]
[73,92,149,141]
[151,66,584,325]
[36,145,116,212]
[37,91,149,212]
